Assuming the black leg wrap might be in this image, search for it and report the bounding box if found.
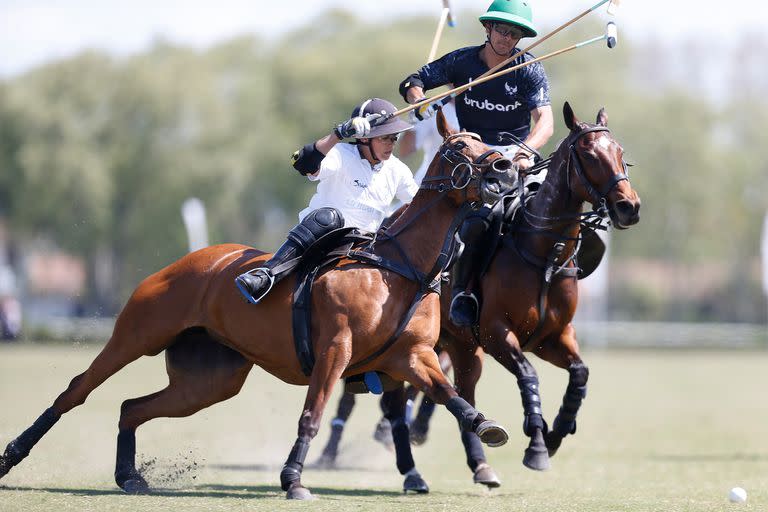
[518,377,544,437]
[320,423,343,459]
[415,396,437,424]
[390,418,415,474]
[1,407,60,472]
[446,397,482,432]
[552,365,588,437]
[281,438,310,491]
[460,430,487,472]
[336,393,356,421]
[114,429,140,485]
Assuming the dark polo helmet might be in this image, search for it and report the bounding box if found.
[351,98,413,138]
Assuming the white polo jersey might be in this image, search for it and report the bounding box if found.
[299,143,418,232]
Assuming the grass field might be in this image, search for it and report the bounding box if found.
[0,343,766,511]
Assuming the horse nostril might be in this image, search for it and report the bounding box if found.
[616,200,639,219]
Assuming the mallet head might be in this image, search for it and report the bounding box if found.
[607,0,621,16]
[442,0,456,27]
[606,22,618,48]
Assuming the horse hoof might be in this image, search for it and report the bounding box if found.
[523,445,551,471]
[409,431,427,446]
[476,420,508,447]
[122,478,150,495]
[373,419,394,451]
[473,463,501,488]
[403,472,429,493]
[544,431,563,457]
[286,485,315,500]
[409,419,429,446]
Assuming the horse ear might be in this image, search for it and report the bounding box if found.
[596,107,608,127]
[436,109,456,138]
[563,101,579,131]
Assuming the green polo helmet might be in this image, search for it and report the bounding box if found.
[479,0,538,38]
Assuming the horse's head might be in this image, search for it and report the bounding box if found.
[420,110,516,206]
[562,102,641,229]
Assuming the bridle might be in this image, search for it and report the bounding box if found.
[566,125,629,208]
[518,124,631,231]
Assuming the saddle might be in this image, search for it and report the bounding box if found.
[288,227,371,377]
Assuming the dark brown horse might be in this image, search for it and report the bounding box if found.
[0,113,516,500]
[439,102,642,485]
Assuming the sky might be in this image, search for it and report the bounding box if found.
[2,0,764,78]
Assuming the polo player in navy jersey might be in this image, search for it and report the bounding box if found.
[399,0,554,327]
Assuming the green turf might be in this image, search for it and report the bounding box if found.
[0,344,766,511]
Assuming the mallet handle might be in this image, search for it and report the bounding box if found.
[428,8,450,62]
[393,34,606,118]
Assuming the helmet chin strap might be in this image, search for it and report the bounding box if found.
[358,140,382,166]
[487,35,515,58]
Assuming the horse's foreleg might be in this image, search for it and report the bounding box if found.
[314,392,356,468]
[485,326,550,471]
[381,385,428,493]
[281,339,350,500]
[448,342,501,487]
[409,349,450,446]
[400,347,509,449]
[538,326,588,457]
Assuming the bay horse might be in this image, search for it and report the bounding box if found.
[0,112,516,500]
[438,102,642,486]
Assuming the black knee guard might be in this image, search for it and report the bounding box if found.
[288,208,345,251]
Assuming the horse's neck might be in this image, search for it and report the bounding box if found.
[523,146,583,259]
[377,191,457,275]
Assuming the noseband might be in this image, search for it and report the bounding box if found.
[567,126,630,207]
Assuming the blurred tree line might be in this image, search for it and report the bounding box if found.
[0,10,766,322]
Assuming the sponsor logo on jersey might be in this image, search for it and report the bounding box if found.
[504,82,518,97]
[464,95,522,112]
[352,179,369,189]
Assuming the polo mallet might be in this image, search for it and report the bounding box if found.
[390,22,620,120]
[481,0,621,80]
[427,0,456,62]
[396,0,623,117]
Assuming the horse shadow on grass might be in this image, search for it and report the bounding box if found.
[0,483,403,499]
[206,462,380,472]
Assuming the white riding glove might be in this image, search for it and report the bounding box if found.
[334,116,372,139]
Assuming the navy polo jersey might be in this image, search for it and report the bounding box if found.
[416,44,551,145]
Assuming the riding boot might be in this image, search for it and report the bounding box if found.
[235,238,302,304]
[235,207,345,304]
[449,215,489,327]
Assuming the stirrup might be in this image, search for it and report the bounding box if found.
[235,268,275,305]
[449,291,479,327]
